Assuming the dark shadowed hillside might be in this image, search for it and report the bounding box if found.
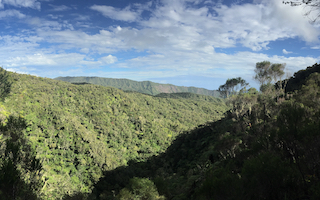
[285,63,320,93]
[88,66,320,200]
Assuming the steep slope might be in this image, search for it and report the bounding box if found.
[1,72,228,199]
[89,71,320,200]
[54,76,220,97]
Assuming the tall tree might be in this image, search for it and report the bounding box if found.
[254,61,285,91]
[254,61,272,86]
[218,77,248,98]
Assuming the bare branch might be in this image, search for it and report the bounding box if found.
[283,0,320,23]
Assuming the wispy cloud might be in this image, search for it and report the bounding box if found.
[0,0,41,10]
[282,49,292,54]
[90,5,141,22]
[26,17,74,31]
[48,4,71,12]
[0,9,25,19]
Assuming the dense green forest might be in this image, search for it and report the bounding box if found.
[90,63,320,200]
[0,70,227,199]
[1,63,320,200]
[54,76,220,97]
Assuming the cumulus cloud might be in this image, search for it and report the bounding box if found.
[0,0,319,88]
[0,0,41,10]
[22,0,319,57]
[265,0,319,43]
[99,55,118,64]
[90,5,140,22]
[133,0,319,51]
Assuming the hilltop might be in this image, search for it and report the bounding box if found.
[54,76,220,97]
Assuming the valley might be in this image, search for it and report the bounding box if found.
[1,63,320,199]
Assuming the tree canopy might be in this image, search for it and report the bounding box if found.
[0,68,43,199]
[254,61,285,91]
[0,67,12,101]
[218,77,248,98]
[2,62,320,199]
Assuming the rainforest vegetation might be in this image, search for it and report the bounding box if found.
[0,62,320,200]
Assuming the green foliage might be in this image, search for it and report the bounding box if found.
[285,63,320,93]
[241,153,300,200]
[294,72,320,108]
[117,177,165,200]
[94,63,320,200]
[227,87,258,119]
[155,92,223,102]
[254,61,285,91]
[218,77,248,98]
[0,116,43,200]
[0,67,12,100]
[195,166,241,200]
[1,72,227,199]
[2,63,320,200]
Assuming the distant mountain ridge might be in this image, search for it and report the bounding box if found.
[54,76,220,97]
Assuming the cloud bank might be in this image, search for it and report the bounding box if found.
[0,0,319,89]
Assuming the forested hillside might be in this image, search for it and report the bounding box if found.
[54,76,220,97]
[0,71,227,199]
[88,63,320,200]
[1,63,320,200]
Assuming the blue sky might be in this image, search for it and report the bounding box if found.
[0,0,319,90]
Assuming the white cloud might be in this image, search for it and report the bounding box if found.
[0,0,40,10]
[282,49,292,54]
[311,46,320,49]
[36,29,124,53]
[47,14,63,20]
[99,55,118,64]
[17,0,319,58]
[6,67,38,76]
[6,53,57,66]
[265,0,319,43]
[0,9,25,19]
[1,32,317,87]
[26,17,74,31]
[90,5,140,22]
[48,4,71,12]
[0,0,319,88]
[72,14,90,21]
[0,35,42,58]
[133,0,320,51]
